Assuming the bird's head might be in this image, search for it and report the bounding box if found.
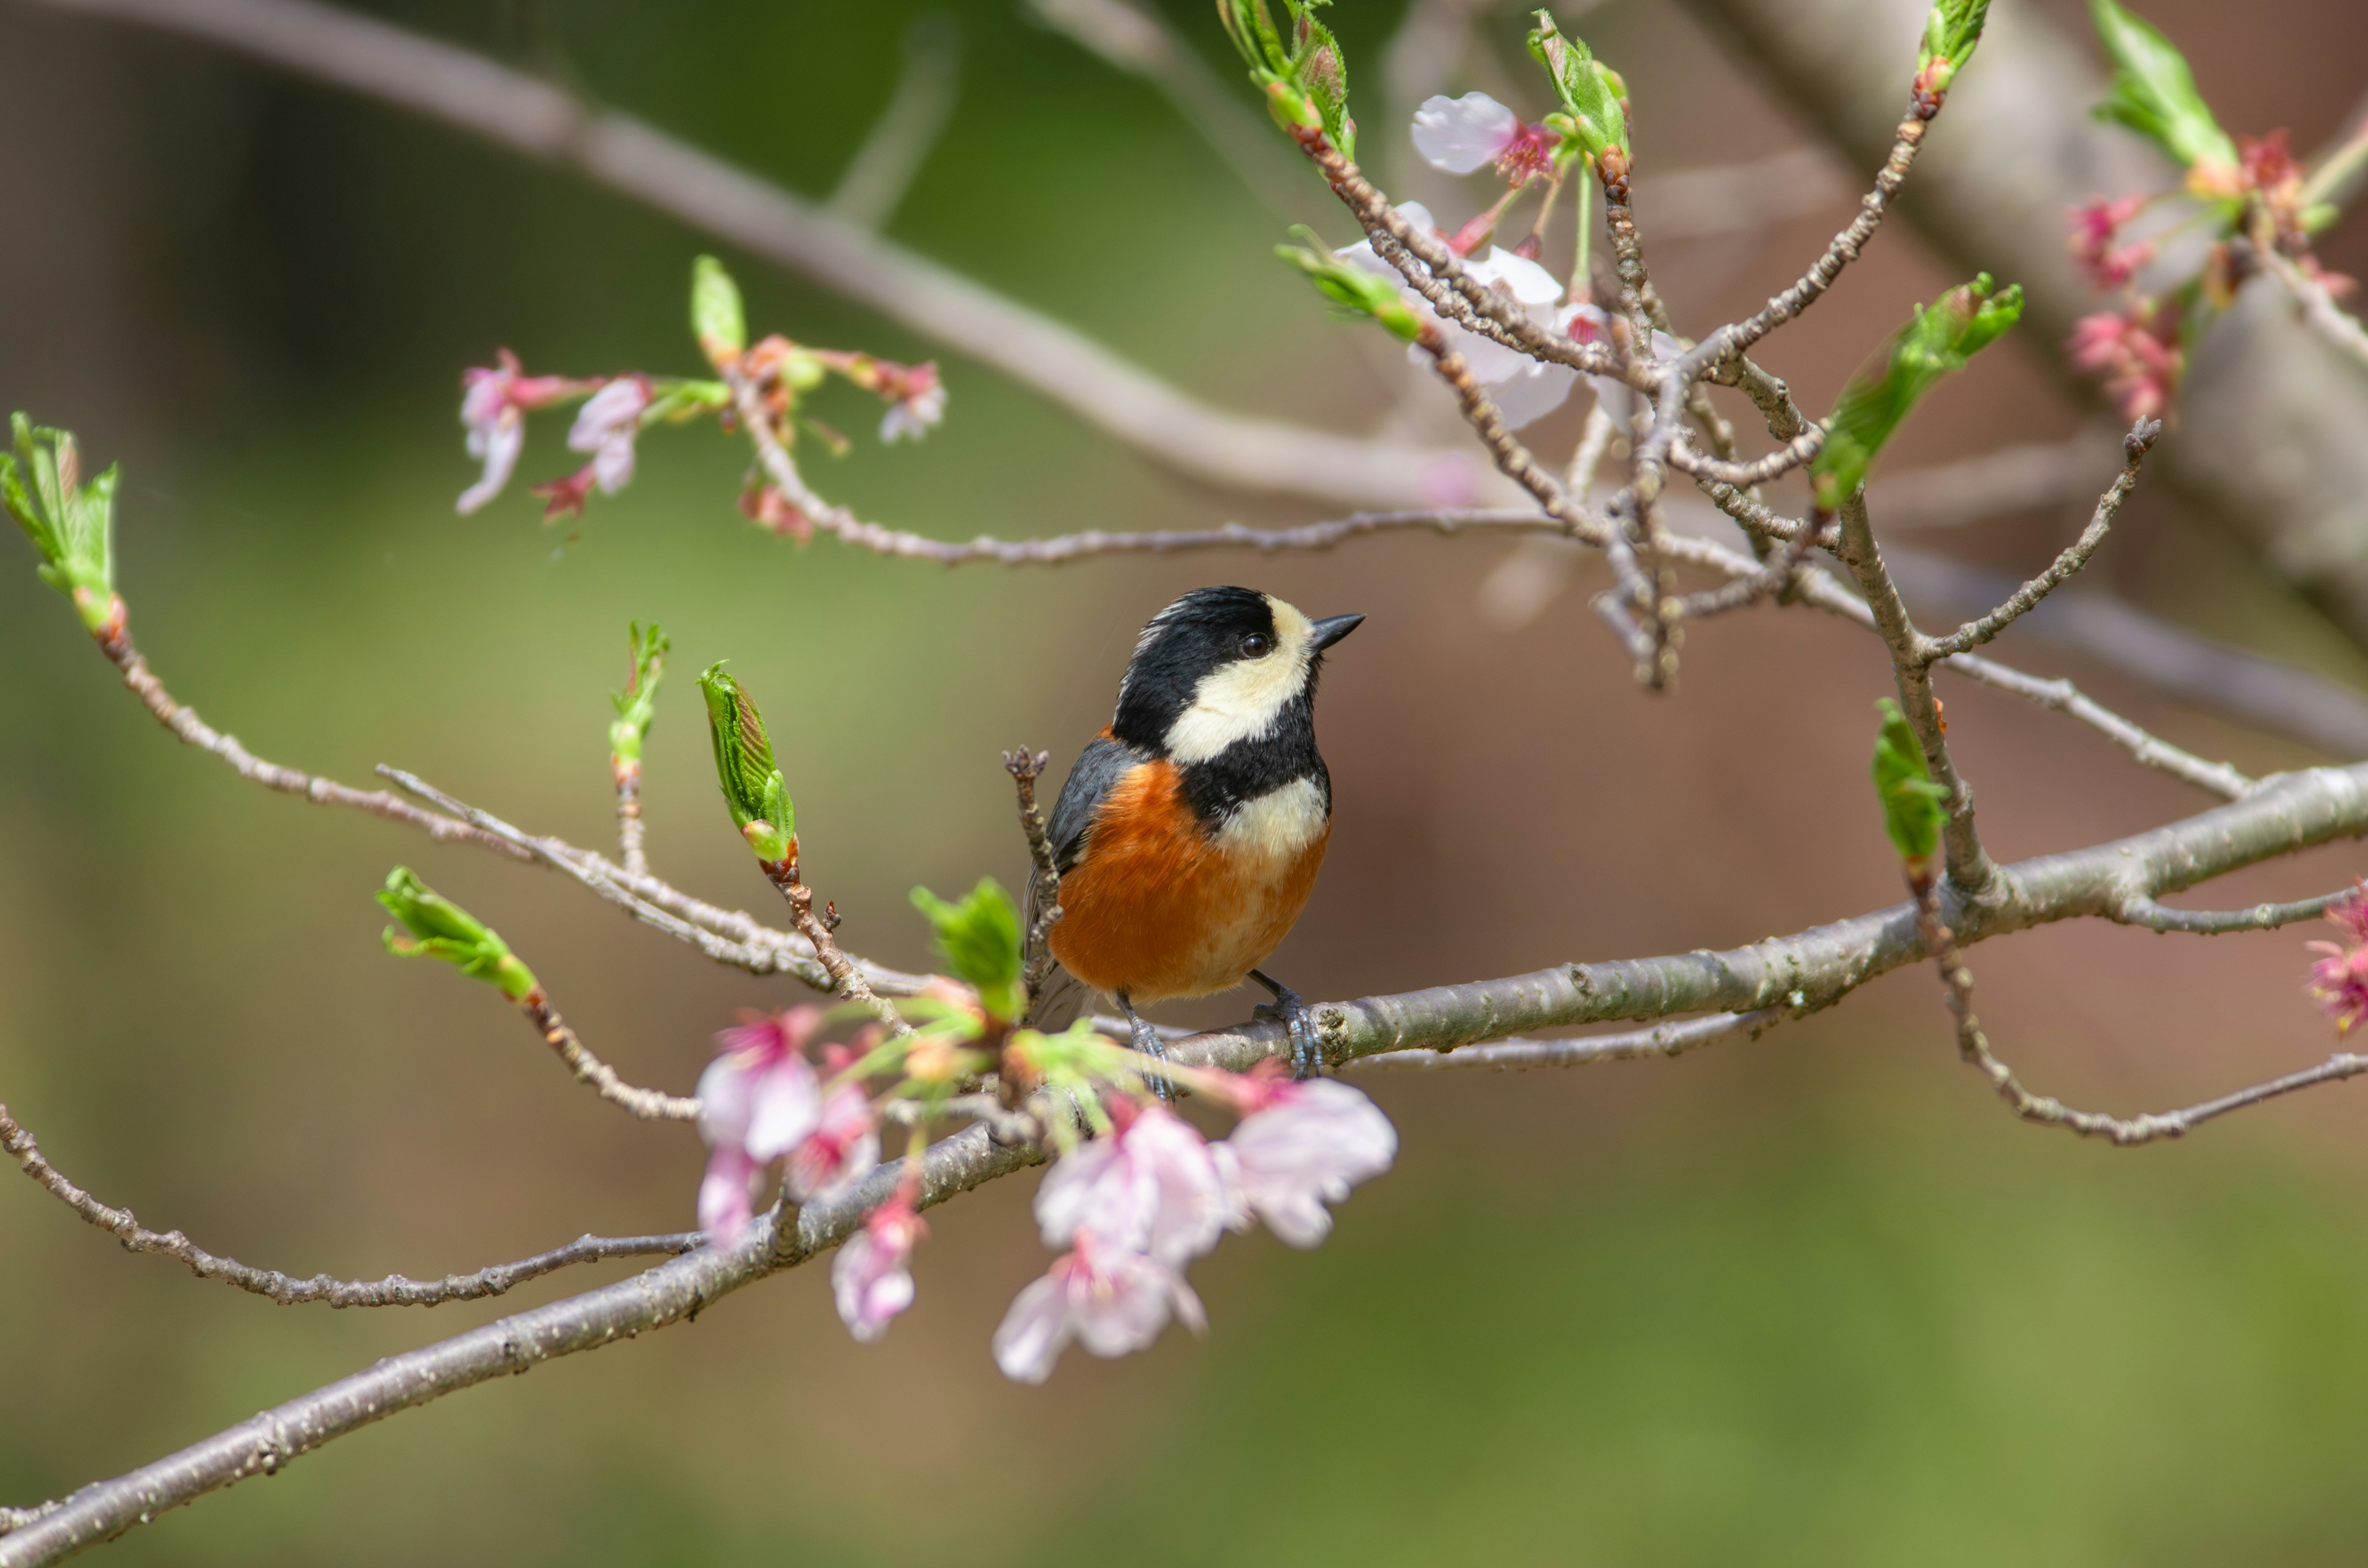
[1110,586,1363,762]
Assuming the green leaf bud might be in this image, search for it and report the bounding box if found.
[1526,12,1628,158]
[609,621,668,768]
[1218,0,1356,158]
[1812,274,2023,511]
[1275,231,1426,342]
[2087,0,2237,174]
[1870,700,1952,871]
[1917,0,1991,93]
[910,878,1026,1024]
[691,255,747,369]
[696,662,794,863]
[376,866,538,1000]
[3,413,121,633]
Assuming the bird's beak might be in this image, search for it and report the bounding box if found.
[1310,613,1365,651]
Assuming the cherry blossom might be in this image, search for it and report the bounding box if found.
[992,1231,1206,1384]
[2067,196,2155,293]
[1034,1102,1229,1268]
[693,1008,824,1246]
[876,361,946,443]
[786,1082,880,1206]
[454,350,582,515]
[833,1186,924,1342]
[2308,886,2368,1035]
[1215,1077,1397,1248]
[1411,92,1556,183]
[1336,204,1578,430]
[568,376,652,494]
[2067,302,2182,422]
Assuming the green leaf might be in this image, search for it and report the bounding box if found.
[376,866,538,1000]
[2087,0,2236,172]
[4,413,120,630]
[1870,700,1952,868]
[696,662,794,861]
[1274,230,1426,342]
[1812,274,2023,511]
[1526,12,1627,158]
[609,621,669,765]
[691,255,747,368]
[911,879,1026,1024]
[1917,0,1991,92]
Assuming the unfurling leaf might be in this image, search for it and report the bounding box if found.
[1217,0,1356,158]
[697,662,794,862]
[1274,231,1426,342]
[1870,700,1952,870]
[1526,12,1627,158]
[691,255,748,369]
[377,866,538,1000]
[2,413,121,632]
[1918,0,1991,93]
[1812,274,2023,511]
[609,621,669,766]
[2087,0,2236,174]
[911,879,1026,1024]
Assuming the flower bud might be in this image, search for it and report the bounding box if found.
[691,255,747,371]
[1916,0,1990,94]
[2,413,121,634]
[1219,0,1356,157]
[1275,232,1427,343]
[910,879,1026,1024]
[377,866,539,1000]
[609,620,668,771]
[696,662,794,863]
[1871,700,1951,875]
[1525,12,1627,159]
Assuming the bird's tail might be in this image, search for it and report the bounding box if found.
[1021,958,1092,1033]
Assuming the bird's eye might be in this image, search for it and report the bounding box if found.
[1238,631,1274,659]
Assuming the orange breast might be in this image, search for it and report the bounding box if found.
[1048,759,1330,1006]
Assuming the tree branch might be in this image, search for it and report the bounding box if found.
[0,1101,697,1307]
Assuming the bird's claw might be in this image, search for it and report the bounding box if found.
[1253,980,1323,1080]
[1124,1009,1175,1101]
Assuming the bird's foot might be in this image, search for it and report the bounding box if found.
[1251,970,1323,1080]
[1118,998,1174,1101]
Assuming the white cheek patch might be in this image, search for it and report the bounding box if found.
[1162,599,1315,764]
[1212,776,1329,865]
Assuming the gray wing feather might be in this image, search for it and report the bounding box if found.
[1022,736,1141,1031]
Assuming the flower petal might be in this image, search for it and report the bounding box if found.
[992,1273,1074,1384]
[1411,92,1520,174]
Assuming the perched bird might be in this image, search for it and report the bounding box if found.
[1025,586,1363,1077]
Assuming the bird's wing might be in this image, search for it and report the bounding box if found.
[1022,735,1138,1031]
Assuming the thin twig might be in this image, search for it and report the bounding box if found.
[1,1102,697,1306]
[516,990,701,1123]
[1005,747,1064,1009]
[2110,890,2354,934]
[1920,421,2160,662]
[1911,875,2368,1146]
[2258,246,2368,372]
[1350,1008,1789,1070]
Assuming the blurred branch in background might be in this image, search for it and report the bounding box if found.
[823,12,963,234]
[1671,0,2368,650]
[13,0,1495,511]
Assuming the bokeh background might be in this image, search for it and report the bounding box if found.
[6,0,2368,1561]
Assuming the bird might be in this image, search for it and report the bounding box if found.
[1024,585,1363,1080]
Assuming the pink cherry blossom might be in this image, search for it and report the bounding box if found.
[2067,196,2155,292]
[455,350,582,515]
[1411,92,1556,182]
[1215,1078,1397,1248]
[833,1187,924,1342]
[2067,303,2182,422]
[568,376,652,494]
[786,1083,880,1206]
[992,1231,1206,1384]
[876,361,945,443]
[693,1008,824,1246]
[1035,1103,1228,1268]
[2308,885,2368,1035]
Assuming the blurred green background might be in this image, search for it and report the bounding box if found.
[7,0,2368,1561]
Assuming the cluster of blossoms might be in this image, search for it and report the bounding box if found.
[689,990,1397,1377]
[452,257,944,530]
[2064,2,2353,422]
[2306,886,2368,1035]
